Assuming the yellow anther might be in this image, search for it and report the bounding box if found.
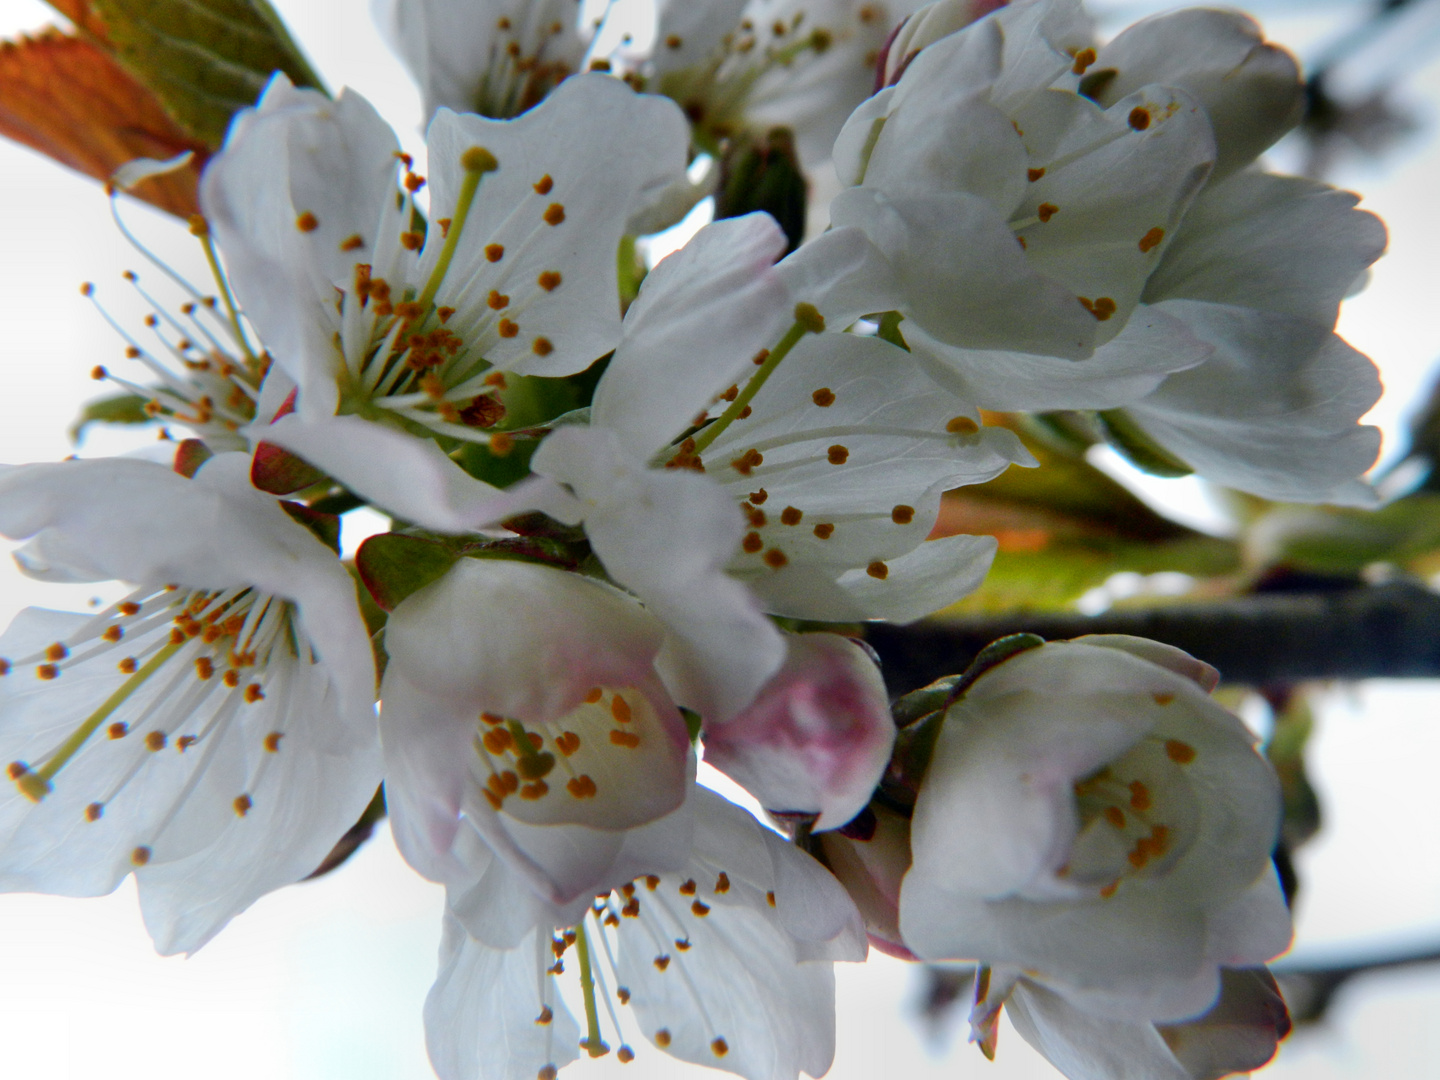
[233,794,252,817]
[946,416,980,435]
[1037,203,1058,222]
[295,211,319,233]
[533,174,554,195]
[813,523,835,539]
[827,445,849,464]
[131,845,152,866]
[812,387,835,407]
[867,560,889,579]
[1165,739,1196,764]
[1138,227,1165,253]
[891,505,915,524]
[1129,107,1151,131]
[543,203,566,226]
[460,146,499,174]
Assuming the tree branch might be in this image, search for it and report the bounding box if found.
[866,582,1440,693]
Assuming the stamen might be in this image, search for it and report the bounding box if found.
[686,304,825,460]
[415,147,501,316]
[575,922,610,1057]
[12,638,184,802]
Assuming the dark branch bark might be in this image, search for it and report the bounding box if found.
[866,582,1440,694]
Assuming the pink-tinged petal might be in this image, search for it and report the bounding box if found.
[703,633,893,830]
[1155,967,1292,1079]
[261,413,584,529]
[818,801,915,958]
[592,214,791,461]
[379,558,693,910]
[533,427,785,723]
[418,76,690,379]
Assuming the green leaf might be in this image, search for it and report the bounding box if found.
[86,0,327,147]
[932,421,1240,613]
[1255,495,1440,576]
[69,391,151,441]
[355,533,459,613]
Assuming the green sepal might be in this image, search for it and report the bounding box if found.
[1097,408,1195,478]
[171,437,214,478]
[877,635,1045,812]
[280,501,340,553]
[890,674,964,730]
[355,533,460,613]
[69,392,151,441]
[680,707,703,743]
[251,439,328,494]
[305,784,387,880]
[714,126,807,255]
[875,311,909,351]
[85,0,327,148]
[356,530,592,612]
[951,633,1046,697]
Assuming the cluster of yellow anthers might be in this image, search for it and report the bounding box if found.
[3,586,289,857]
[1067,726,1200,899]
[474,686,646,811]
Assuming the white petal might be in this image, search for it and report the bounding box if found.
[374,0,587,120]
[1007,979,1193,1080]
[774,226,901,328]
[1127,301,1383,502]
[202,76,403,417]
[831,186,1099,358]
[533,427,785,723]
[651,0,751,73]
[610,787,860,1080]
[261,413,584,530]
[424,913,582,1080]
[1090,8,1303,178]
[592,214,791,461]
[418,76,690,378]
[905,303,1212,411]
[1144,169,1387,328]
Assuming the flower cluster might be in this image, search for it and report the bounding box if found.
[0,0,1383,1078]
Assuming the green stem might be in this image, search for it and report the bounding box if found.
[576,921,607,1057]
[20,639,184,801]
[689,306,822,459]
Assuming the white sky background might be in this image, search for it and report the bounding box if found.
[0,0,1436,1077]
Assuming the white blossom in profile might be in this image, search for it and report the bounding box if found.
[899,635,1290,1066]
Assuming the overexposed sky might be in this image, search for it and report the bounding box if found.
[0,0,1438,1078]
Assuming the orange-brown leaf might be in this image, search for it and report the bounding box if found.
[0,29,207,218]
[44,0,112,44]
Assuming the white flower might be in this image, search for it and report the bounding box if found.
[701,630,894,829]
[379,556,694,936]
[532,212,1028,717]
[201,70,688,434]
[899,636,1291,1025]
[650,0,927,171]
[826,0,1386,500]
[425,785,865,1080]
[373,0,587,121]
[0,451,380,954]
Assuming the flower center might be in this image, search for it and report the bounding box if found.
[1063,732,1201,897]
